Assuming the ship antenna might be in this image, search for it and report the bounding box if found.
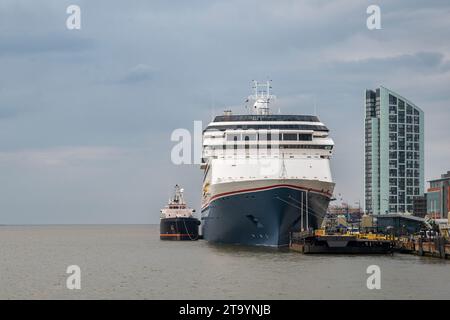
[248,80,276,115]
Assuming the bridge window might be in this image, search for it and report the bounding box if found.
[298,134,312,141]
[282,133,298,141]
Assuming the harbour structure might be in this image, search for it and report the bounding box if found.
[426,171,450,219]
[375,213,425,236]
[200,81,335,247]
[364,86,424,215]
[290,229,394,254]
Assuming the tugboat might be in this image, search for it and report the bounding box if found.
[160,185,200,240]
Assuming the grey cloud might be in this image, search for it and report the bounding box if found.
[119,64,156,84]
[0,33,94,56]
[0,106,20,119]
[330,52,450,74]
[0,0,449,223]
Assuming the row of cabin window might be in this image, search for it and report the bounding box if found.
[226,133,312,142]
[206,144,333,150]
[205,124,328,131]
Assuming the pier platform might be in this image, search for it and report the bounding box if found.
[290,230,394,254]
[290,229,450,259]
[394,237,449,259]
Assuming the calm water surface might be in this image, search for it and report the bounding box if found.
[0,225,448,299]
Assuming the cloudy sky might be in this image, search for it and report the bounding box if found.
[0,0,449,224]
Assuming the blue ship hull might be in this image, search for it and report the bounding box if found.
[201,186,331,247]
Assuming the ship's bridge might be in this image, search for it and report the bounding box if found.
[202,113,334,166]
[201,81,334,167]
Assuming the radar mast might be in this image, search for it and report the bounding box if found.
[248,80,276,115]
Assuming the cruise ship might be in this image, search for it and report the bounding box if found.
[200,81,335,247]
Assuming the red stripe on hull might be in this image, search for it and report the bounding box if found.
[202,183,332,210]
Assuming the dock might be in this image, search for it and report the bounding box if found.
[290,230,394,254]
[394,236,450,259]
[290,230,450,259]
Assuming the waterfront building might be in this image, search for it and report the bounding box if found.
[376,213,425,236]
[364,86,424,215]
[412,195,427,218]
[426,171,450,219]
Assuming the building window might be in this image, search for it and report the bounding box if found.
[399,151,405,163]
[389,105,397,114]
[399,179,405,190]
[406,105,413,115]
[389,94,397,105]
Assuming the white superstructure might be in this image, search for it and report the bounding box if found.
[201,81,334,207]
[160,185,195,219]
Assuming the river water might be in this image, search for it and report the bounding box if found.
[0,225,448,299]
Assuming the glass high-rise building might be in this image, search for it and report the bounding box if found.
[365,86,424,215]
